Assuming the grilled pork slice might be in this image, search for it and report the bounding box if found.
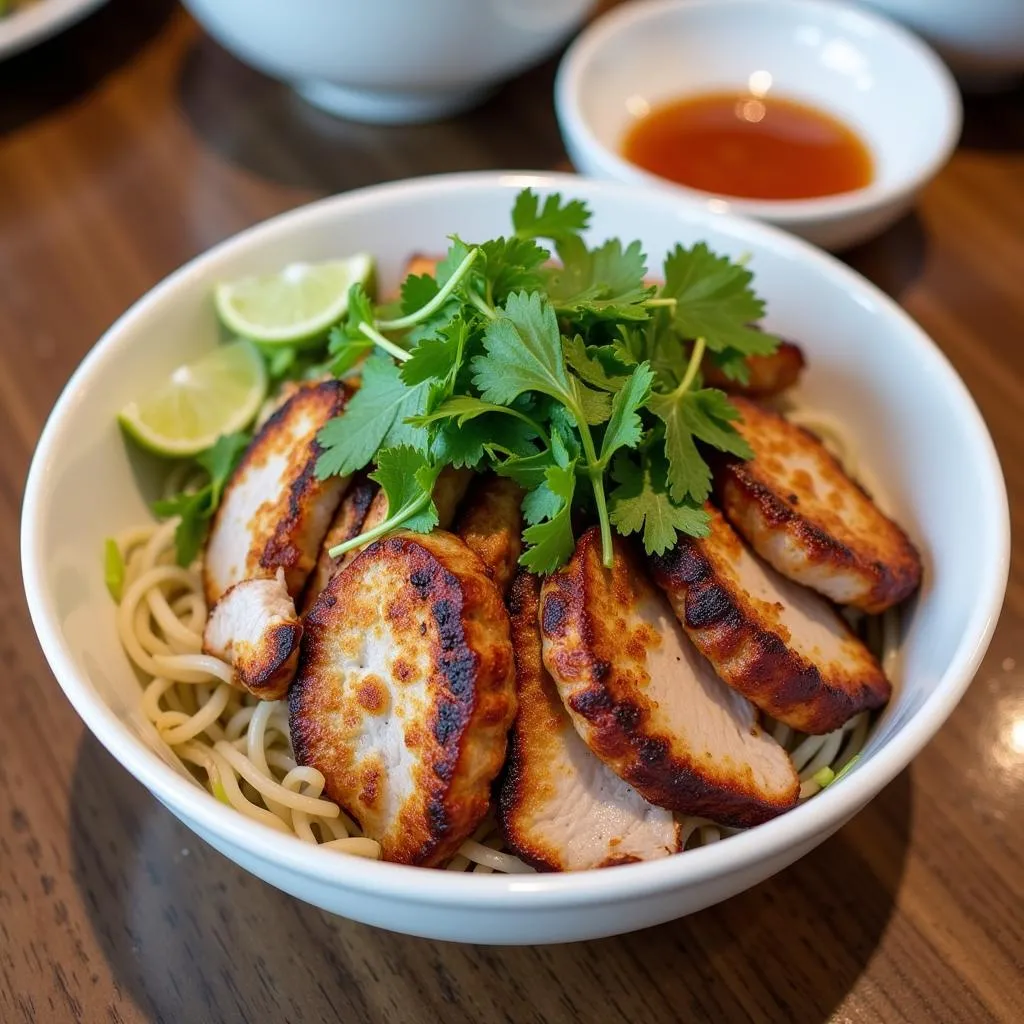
[539,529,799,828]
[301,471,379,612]
[290,530,517,866]
[456,475,524,596]
[702,341,805,398]
[402,254,442,279]
[335,465,473,572]
[203,380,351,606]
[203,571,302,701]
[718,397,922,613]
[501,572,681,871]
[650,505,890,734]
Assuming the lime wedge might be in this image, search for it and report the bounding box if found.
[118,340,267,458]
[214,255,375,345]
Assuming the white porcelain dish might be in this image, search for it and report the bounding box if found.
[855,0,1024,88]
[0,0,106,60]
[555,0,962,251]
[22,172,1007,944]
[179,0,597,125]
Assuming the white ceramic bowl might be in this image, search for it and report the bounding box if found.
[179,0,597,124]
[22,172,1007,945]
[855,0,1024,87]
[555,0,962,251]
[0,0,107,61]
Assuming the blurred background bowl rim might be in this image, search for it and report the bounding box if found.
[0,0,108,61]
[21,170,1008,909]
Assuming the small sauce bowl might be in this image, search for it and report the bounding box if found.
[555,0,962,250]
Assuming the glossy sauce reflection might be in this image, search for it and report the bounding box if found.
[623,91,874,201]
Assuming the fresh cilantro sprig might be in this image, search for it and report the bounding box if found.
[152,431,251,565]
[312,189,778,573]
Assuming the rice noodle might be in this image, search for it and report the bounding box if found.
[110,406,899,873]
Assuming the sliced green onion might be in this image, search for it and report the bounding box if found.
[104,538,125,603]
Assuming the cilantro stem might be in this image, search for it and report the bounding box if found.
[357,322,411,362]
[676,337,706,396]
[564,392,614,568]
[377,248,481,331]
[644,297,677,308]
[467,288,498,321]
[327,494,431,558]
[581,430,614,568]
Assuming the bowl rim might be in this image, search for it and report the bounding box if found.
[21,170,1008,908]
[555,0,964,224]
[0,0,108,61]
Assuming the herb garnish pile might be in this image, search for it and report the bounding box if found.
[312,189,779,573]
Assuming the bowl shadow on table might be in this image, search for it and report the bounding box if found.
[839,210,927,303]
[69,734,912,1024]
[174,32,569,194]
[0,0,177,138]
[958,79,1024,153]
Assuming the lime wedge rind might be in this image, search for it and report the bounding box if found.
[118,339,268,458]
[214,254,375,346]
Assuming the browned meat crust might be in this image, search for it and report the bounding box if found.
[539,529,799,828]
[456,475,524,596]
[718,397,922,613]
[203,379,351,605]
[290,530,517,866]
[650,505,891,734]
[702,341,805,397]
[500,572,681,870]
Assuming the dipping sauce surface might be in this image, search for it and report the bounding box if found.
[622,91,873,201]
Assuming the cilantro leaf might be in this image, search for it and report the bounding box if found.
[683,389,753,458]
[493,449,557,489]
[563,335,630,392]
[153,431,250,565]
[432,415,537,469]
[401,316,470,386]
[521,475,564,525]
[480,237,548,302]
[263,345,298,382]
[512,189,589,243]
[608,453,709,555]
[545,237,654,321]
[327,325,372,377]
[519,461,577,574]
[197,431,251,504]
[435,237,473,286]
[599,362,654,465]
[316,355,428,479]
[400,273,439,315]
[327,284,379,375]
[409,395,543,444]
[368,446,441,535]
[571,378,613,425]
[646,387,751,503]
[472,291,571,404]
[662,243,778,356]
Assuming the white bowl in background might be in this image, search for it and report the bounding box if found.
[555,0,962,251]
[22,172,1007,945]
[0,0,107,61]
[179,0,597,125]
[854,0,1024,88]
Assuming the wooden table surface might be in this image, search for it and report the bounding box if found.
[2,3,1022,1022]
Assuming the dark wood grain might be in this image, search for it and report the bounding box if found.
[2,3,1023,1022]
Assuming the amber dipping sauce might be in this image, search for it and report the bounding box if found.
[622,91,874,201]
